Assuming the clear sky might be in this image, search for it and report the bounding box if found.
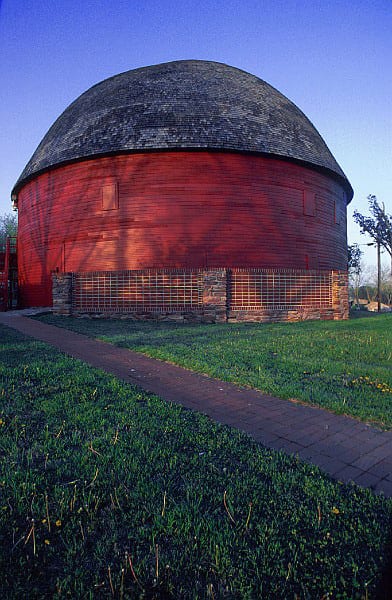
[0,0,391,267]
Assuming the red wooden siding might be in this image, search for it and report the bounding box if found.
[16,151,348,307]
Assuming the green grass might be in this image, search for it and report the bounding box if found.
[1,323,392,598]
[37,313,392,429]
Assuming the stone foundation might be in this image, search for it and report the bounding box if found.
[52,269,349,323]
[52,272,72,315]
[331,271,349,320]
[202,270,227,323]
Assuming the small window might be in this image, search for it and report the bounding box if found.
[303,191,316,216]
[309,255,319,270]
[305,254,319,270]
[102,182,119,210]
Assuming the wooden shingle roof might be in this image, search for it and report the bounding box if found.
[13,60,353,199]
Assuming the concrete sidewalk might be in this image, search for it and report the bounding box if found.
[1,310,392,497]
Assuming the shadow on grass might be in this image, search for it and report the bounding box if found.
[375,521,392,599]
[349,309,392,319]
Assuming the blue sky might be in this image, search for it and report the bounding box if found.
[0,0,391,266]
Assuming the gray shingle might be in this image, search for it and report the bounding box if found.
[13,60,352,198]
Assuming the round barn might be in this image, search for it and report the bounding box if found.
[12,60,353,322]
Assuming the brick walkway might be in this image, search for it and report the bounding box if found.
[1,310,392,498]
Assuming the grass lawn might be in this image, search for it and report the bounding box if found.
[37,313,392,429]
[1,323,392,598]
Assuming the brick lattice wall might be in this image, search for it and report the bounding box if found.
[53,268,348,322]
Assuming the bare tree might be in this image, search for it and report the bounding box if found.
[381,268,392,307]
[363,264,392,307]
[353,195,392,275]
[348,243,363,305]
[0,212,17,247]
[363,266,378,303]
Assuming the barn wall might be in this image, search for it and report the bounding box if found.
[16,151,348,307]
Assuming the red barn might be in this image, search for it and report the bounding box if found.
[12,60,353,322]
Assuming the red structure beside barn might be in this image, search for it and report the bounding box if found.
[12,60,353,322]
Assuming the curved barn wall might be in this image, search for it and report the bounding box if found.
[17,151,348,308]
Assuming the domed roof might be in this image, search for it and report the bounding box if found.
[13,60,352,199]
